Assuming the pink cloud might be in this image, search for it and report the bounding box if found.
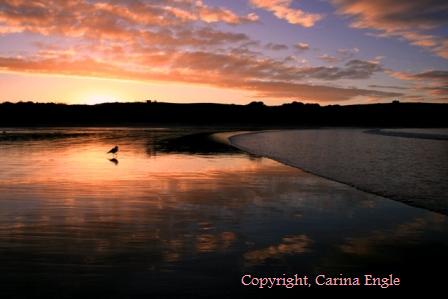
[250,0,322,27]
[331,0,448,59]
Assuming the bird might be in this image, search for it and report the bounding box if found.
[107,145,119,157]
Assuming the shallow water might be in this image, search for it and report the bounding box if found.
[0,128,447,296]
[231,129,448,214]
[383,128,448,136]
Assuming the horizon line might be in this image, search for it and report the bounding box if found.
[1,99,437,107]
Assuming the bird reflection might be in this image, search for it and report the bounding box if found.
[109,158,119,165]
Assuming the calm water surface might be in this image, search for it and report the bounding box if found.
[0,128,447,297]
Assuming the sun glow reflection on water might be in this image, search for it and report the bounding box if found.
[0,128,447,296]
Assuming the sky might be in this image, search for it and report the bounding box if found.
[0,0,447,105]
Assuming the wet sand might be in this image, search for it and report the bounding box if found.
[229,129,448,215]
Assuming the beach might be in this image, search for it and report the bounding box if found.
[230,128,448,214]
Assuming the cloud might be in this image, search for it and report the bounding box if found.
[185,0,259,24]
[0,0,401,103]
[318,54,338,64]
[413,70,448,96]
[250,0,322,27]
[331,0,448,59]
[234,80,400,101]
[414,70,448,81]
[337,47,359,60]
[163,51,383,82]
[0,52,400,102]
[0,1,255,48]
[368,85,408,90]
[306,59,383,80]
[294,42,310,51]
[387,69,448,100]
[318,48,359,63]
[265,42,289,51]
[0,0,258,37]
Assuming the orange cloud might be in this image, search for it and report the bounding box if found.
[387,69,448,100]
[233,80,399,101]
[163,0,259,24]
[250,0,322,27]
[0,0,258,37]
[331,0,448,59]
[0,0,401,103]
[413,70,448,96]
[0,52,400,102]
[195,0,259,24]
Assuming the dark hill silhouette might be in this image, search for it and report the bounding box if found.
[0,101,447,127]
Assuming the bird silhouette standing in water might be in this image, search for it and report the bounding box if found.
[108,145,119,157]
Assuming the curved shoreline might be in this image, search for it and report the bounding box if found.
[226,129,446,216]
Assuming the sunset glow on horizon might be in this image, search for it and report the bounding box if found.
[0,0,447,105]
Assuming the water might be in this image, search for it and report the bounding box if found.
[231,129,448,214]
[0,128,447,297]
[383,128,448,136]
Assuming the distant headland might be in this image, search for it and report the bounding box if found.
[0,101,447,127]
